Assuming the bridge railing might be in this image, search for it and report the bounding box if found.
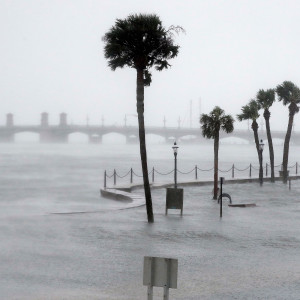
[103,162,299,188]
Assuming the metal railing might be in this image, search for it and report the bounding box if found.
[103,162,299,188]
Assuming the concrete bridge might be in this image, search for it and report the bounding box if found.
[0,113,298,144]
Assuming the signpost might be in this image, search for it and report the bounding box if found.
[143,256,178,300]
[220,177,224,218]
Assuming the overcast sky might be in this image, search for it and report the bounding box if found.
[1,0,300,130]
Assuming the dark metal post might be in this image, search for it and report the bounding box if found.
[152,167,154,183]
[259,150,263,186]
[266,163,268,177]
[289,178,291,190]
[104,170,107,189]
[250,163,252,178]
[114,169,116,185]
[172,141,179,189]
[130,168,133,184]
[195,165,198,180]
[232,164,234,178]
[174,153,177,189]
[259,139,264,186]
[220,177,224,218]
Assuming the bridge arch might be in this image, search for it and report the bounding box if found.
[102,132,126,144]
[145,133,166,144]
[179,134,198,142]
[268,138,284,145]
[15,131,39,143]
[220,137,249,144]
[68,132,89,143]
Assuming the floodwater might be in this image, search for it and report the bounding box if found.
[0,142,300,299]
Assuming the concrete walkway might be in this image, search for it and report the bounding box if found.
[100,175,300,207]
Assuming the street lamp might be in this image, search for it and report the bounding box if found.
[259,139,264,186]
[172,141,179,188]
[166,141,183,216]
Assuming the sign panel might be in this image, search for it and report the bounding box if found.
[143,256,178,288]
[166,188,183,215]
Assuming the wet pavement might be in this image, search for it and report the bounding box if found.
[1,180,300,299]
[1,143,300,299]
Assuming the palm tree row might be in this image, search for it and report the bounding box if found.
[103,13,299,222]
[237,81,300,184]
[198,81,299,201]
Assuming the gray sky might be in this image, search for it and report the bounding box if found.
[1,0,300,130]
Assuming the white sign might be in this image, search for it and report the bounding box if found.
[143,256,178,288]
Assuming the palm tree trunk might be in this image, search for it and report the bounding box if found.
[136,69,154,222]
[264,110,275,182]
[252,120,260,160]
[282,109,295,183]
[252,120,263,182]
[213,133,219,200]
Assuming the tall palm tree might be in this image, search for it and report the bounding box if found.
[276,81,300,183]
[200,106,234,200]
[256,89,275,182]
[237,100,262,179]
[103,14,182,222]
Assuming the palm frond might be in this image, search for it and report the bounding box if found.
[276,81,300,106]
[256,89,275,109]
[103,14,182,85]
[200,106,234,139]
[237,99,260,122]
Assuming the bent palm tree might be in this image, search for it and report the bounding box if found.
[237,100,262,179]
[200,106,234,200]
[103,14,182,222]
[256,89,275,182]
[276,81,300,183]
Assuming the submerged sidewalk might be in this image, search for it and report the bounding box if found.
[101,175,300,206]
[99,180,300,299]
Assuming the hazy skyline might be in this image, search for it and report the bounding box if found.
[1,0,300,130]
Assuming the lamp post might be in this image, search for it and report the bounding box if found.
[166,142,183,216]
[172,141,179,189]
[259,139,264,186]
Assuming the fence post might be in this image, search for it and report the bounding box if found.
[152,167,154,183]
[249,163,252,178]
[296,162,298,175]
[130,168,133,184]
[232,164,234,178]
[104,170,107,189]
[114,169,116,185]
[195,165,198,180]
[266,163,268,177]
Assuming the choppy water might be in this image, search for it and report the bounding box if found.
[0,142,300,299]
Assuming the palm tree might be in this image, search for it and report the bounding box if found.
[103,14,182,222]
[237,100,262,180]
[276,81,300,183]
[256,89,275,182]
[200,106,234,200]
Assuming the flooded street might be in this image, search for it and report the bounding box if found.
[0,143,300,299]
